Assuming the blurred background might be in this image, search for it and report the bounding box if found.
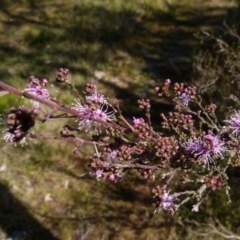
[0,0,240,239]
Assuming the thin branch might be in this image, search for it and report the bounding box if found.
[29,133,108,146]
[0,81,126,131]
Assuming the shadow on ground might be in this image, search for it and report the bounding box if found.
[0,0,239,80]
[0,181,59,240]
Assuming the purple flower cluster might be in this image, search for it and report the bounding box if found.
[25,76,49,107]
[2,106,37,145]
[159,190,177,211]
[72,93,115,133]
[179,92,192,107]
[55,68,69,83]
[132,117,153,139]
[90,149,124,182]
[153,186,178,213]
[225,110,240,136]
[94,168,122,182]
[173,83,196,107]
[88,144,137,182]
[183,134,227,167]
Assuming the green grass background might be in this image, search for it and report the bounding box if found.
[0,0,240,239]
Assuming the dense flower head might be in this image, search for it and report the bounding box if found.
[2,106,36,143]
[152,186,178,213]
[99,147,133,164]
[89,155,123,182]
[25,75,50,107]
[83,82,97,96]
[155,136,179,163]
[72,97,115,132]
[182,134,227,167]
[225,110,240,136]
[155,79,171,97]
[161,112,194,130]
[205,175,223,191]
[85,94,108,105]
[137,98,151,110]
[73,83,115,132]
[92,167,123,182]
[87,145,129,182]
[55,68,69,83]
[179,92,192,107]
[132,117,153,139]
[2,131,27,146]
[173,83,196,107]
[133,117,142,127]
[204,134,226,158]
[104,150,119,162]
[93,105,115,122]
[139,168,155,179]
[205,103,217,114]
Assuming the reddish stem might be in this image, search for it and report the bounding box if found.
[0,81,126,131]
[29,132,109,146]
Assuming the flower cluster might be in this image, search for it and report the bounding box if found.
[173,83,196,107]
[137,98,151,110]
[2,106,37,144]
[154,136,179,165]
[55,68,69,83]
[182,134,227,167]
[132,117,153,139]
[155,79,171,97]
[24,75,50,107]
[161,112,194,131]
[89,147,127,182]
[225,110,240,136]
[205,103,217,115]
[205,175,223,191]
[152,186,178,214]
[72,98,115,133]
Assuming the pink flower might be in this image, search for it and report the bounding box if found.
[183,138,205,154]
[179,93,192,107]
[2,130,27,146]
[204,134,226,158]
[133,117,142,127]
[95,169,104,179]
[159,190,177,210]
[183,134,226,167]
[72,100,115,132]
[2,131,15,142]
[86,94,108,104]
[154,189,178,213]
[25,77,49,107]
[225,110,240,135]
[93,106,115,122]
[108,174,116,181]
